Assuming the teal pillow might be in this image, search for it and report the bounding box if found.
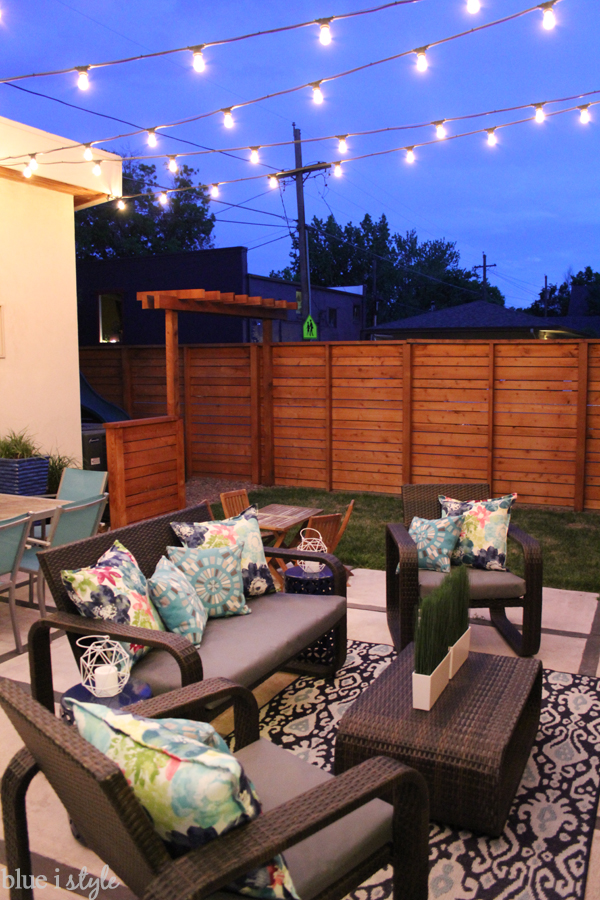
[148,557,208,645]
[64,699,299,899]
[408,515,463,573]
[167,544,249,618]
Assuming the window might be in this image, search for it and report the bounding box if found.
[353,303,361,324]
[327,307,337,328]
[295,290,302,315]
[99,293,123,343]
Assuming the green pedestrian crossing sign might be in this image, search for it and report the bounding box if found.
[303,315,318,340]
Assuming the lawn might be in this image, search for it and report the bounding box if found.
[218,487,600,595]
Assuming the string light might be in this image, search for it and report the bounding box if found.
[415,48,428,71]
[147,129,158,147]
[535,103,545,123]
[579,105,591,124]
[168,156,178,172]
[268,175,279,188]
[250,147,260,163]
[158,192,168,205]
[540,2,556,30]
[92,161,102,176]
[223,108,234,128]
[117,199,126,210]
[76,67,90,90]
[28,155,38,171]
[318,19,333,44]
[83,144,94,161]
[312,82,324,104]
[333,161,342,177]
[467,0,481,12]
[191,46,206,72]
[337,135,348,153]
[434,120,446,139]
[210,184,219,197]
[487,128,497,145]
[406,147,415,163]
[22,164,32,178]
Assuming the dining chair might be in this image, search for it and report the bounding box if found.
[300,514,343,553]
[19,494,108,624]
[33,468,109,539]
[0,513,35,653]
[220,489,274,543]
[329,499,355,553]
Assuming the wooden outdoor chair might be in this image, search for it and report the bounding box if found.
[329,500,355,553]
[386,482,543,657]
[220,489,274,542]
[0,677,429,900]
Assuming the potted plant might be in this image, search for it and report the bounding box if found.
[0,430,50,496]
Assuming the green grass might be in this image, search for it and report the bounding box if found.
[223,486,600,595]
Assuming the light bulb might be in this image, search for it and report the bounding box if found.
[92,161,101,176]
[406,147,415,163]
[333,162,342,177]
[535,104,545,124]
[77,68,90,90]
[579,106,591,124]
[28,155,38,171]
[337,136,348,153]
[542,6,556,29]
[416,50,428,72]
[312,83,324,104]
[83,144,93,161]
[147,130,158,147]
[435,121,446,139]
[210,184,219,198]
[319,23,331,45]
[192,49,205,72]
[22,165,32,179]
[250,147,260,164]
[168,156,178,173]
[158,192,168,205]
[117,199,126,210]
[487,129,497,146]
[467,0,481,12]
[269,175,278,189]
[223,109,234,128]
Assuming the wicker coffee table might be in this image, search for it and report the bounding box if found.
[334,646,542,836]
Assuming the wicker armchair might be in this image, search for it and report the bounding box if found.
[0,676,429,900]
[386,483,543,657]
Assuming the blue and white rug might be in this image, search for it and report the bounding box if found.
[258,641,600,900]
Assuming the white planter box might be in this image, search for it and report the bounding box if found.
[448,627,471,680]
[412,651,450,711]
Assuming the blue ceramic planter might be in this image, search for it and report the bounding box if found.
[0,457,49,496]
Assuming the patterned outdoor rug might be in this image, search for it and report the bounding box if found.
[258,641,600,900]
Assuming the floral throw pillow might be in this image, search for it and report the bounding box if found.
[439,493,517,570]
[65,699,299,900]
[167,544,249,618]
[171,506,275,598]
[408,515,463,573]
[61,540,164,663]
[148,556,208,645]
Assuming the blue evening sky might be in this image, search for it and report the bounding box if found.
[1,0,598,308]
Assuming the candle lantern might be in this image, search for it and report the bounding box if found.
[297,528,327,574]
[77,637,131,698]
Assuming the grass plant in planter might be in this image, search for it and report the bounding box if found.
[446,565,471,679]
[0,430,49,496]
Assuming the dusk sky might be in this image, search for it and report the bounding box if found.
[1,0,598,308]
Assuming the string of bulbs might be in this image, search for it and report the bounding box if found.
[0,0,561,169]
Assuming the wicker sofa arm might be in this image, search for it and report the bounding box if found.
[264,547,347,597]
[508,523,543,575]
[386,523,419,652]
[142,756,429,900]
[124,678,260,750]
[28,613,203,713]
[1,747,40,897]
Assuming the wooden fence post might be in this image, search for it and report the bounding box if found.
[402,342,412,485]
[183,346,192,478]
[165,309,180,418]
[262,320,274,485]
[574,341,589,512]
[104,425,126,528]
[325,343,332,491]
[487,342,495,490]
[250,343,262,484]
[121,346,134,416]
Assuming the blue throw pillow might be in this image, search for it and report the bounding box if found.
[148,557,208,645]
[408,515,463,573]
[167,544,249,618]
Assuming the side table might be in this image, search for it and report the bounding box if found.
[284,565,336,667]
[60,680,152,724]
[334,646,542,836]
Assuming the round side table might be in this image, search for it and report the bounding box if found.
[60,679,152,724]
[284,565,336,666]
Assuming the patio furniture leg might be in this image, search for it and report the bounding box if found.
[489,608,526,657]
[36,572,47,618]
[8,584,23,655]
[28,574,34,607]
[1,746,39,900]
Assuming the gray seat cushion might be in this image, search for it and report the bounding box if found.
[234,738,392,900]
[134,592,346,695]
[419,568,526,602]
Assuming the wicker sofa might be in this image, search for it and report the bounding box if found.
[32,503,347,713]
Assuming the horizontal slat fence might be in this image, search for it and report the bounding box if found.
[81,340,599,510]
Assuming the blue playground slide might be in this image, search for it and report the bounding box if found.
[80,372,130,423]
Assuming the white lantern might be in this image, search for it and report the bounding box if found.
[297,528,327,574]
[77,636,131,698]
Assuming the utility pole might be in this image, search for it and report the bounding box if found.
[372,257,378,326]
[544,274,548,318]
[473,252,497,302]
[293,124,310,317]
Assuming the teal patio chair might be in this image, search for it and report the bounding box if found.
[20,494,108,627]
[0,513,35,654]
[34,468,108,539]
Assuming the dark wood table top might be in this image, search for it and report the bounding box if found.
[256,504,323,533]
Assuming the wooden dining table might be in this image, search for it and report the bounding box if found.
[0,493,69,520]
[256,503,323,587]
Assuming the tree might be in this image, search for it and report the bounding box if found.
[271,213,504,325]
[75,161,215,259]
[525,267,600,317]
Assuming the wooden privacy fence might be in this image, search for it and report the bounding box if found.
[81,340,600,511]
